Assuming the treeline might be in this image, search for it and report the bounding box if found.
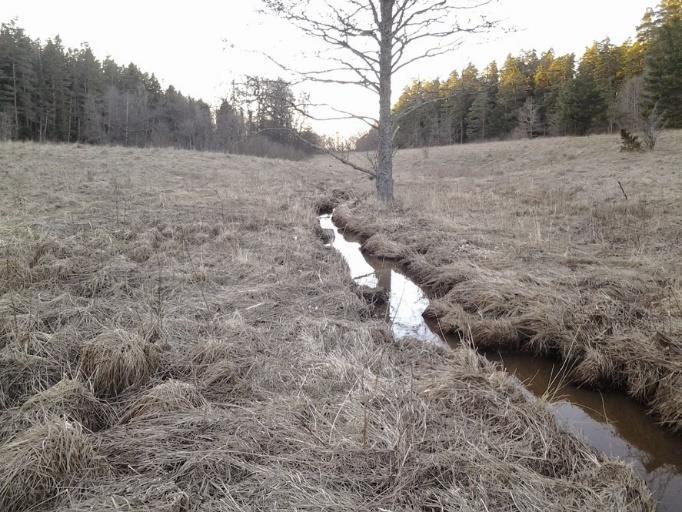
[389,0,681,149]
[0,22,320,157]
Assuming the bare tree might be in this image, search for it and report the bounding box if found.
[617,76,665,151]
[516,96,541,139]
[618,76,645,131]
[260,0,497,202]
[640,104,665,151]
[0,112,12,141]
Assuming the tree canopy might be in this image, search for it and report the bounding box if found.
[0,21,320,158]
[391,0,682,147]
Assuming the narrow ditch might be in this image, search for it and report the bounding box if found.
[320,212,682,512]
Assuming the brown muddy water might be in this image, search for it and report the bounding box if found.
[319,213,682,512]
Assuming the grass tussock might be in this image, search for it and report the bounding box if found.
[190,338,232,368]
[0,349,61,409]
[121,380,207,422]
[651,373,682,429]
[55,478,190,511]
[314,188,354,214]
[361,233,404,260]
[19,379,110,432]
[81,329,160,397]
[427,301,524,350]
[572,347,617,387]
[0,418,108,512]
[0,258,31,290]
[90,346,653,512]
[198,359,243,400]
[30,240,68,268]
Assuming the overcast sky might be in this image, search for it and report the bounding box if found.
[2,1,654,137]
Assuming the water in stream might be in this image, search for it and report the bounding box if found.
[320,213,682,512]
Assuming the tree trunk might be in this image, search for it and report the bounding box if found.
[376,0,394,203]
[125,93,130,146]
[12,63,19,138]
[66,98,72,143]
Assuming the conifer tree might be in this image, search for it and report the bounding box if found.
[645,0,682,127]
[557,57,606,135]
[466,62,499,141]
[466,90,490,141]
[498,55,527,133]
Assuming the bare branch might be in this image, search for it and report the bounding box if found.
[288,99,379,130]
[258,0,503,201]
[257,127,376,178]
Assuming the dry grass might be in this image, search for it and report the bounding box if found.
[0,140,655,510]
[329,131,682,431]
[81,329,160,397]
[19,378,110,431]
[0,418,108,512]
[0,349,62,409]
[121,380,207,422]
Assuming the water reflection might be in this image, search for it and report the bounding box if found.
[320,214,377,287]
[320,213,682,511]
[321,214,443,345]
[488,352,682,510]
[372,261,445,346]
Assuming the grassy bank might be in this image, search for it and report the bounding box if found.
[329,131,682,432]
[0,141,653,510]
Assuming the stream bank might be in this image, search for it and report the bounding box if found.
[320,211,682,512]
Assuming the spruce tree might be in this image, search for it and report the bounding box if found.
[645,0,682,127]
[498,55,527,133]
[466,90,490,141]
[557,61,606,135]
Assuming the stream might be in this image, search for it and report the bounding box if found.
[320,213,682,512]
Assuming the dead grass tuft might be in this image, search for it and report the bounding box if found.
[0,418,108,512]
[430,302,523,350]
[355,284,388,309]
[20,379,110,432]
[29,240,67,268]
[199,359,243,400]
[189,338,232,370]
[121,380,207,422]
[0,258,31,290]
[403,256,472,297]
[54,478,190,511]
[652,373,682,430]
[314,188,353,214]
[0,349,61,409]
[81,329,160,397]
[361,233,404,260]
[572,347,616,387]
[127,242,153,263]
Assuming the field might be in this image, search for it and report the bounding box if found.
[333,131,682,430]
[0,137,669,511]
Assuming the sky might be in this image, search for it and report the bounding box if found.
[1,0,655,137]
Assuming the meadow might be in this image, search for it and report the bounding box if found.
[0,136,669,510]
[333,131,682,431]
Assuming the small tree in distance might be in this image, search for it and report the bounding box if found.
[617,76,665,151]
[516,96,542,138]
[260,0,499,202]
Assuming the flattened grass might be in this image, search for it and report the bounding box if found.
[0,140,655,510]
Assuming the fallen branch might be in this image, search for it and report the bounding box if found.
[618,180,628,201]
